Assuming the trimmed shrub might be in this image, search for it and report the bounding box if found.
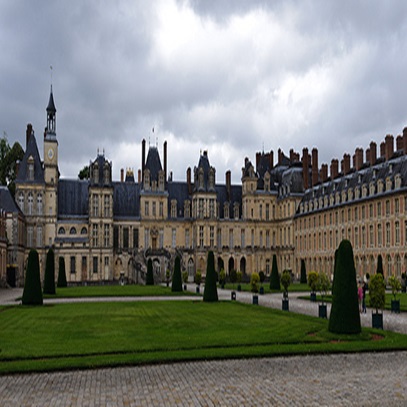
[194,270,202,285]
[22,249,43,305]
[269,254,280,290]
[300,259,307,284]
[219,269,226,286]
[146,259,154,285]
[281,270,292,296]
[203,251,218,302]
[250,272,260,293]
[43,248,56,295]
[328,240,361,334]
[376,254,383,275]
[307,271,319,293]
[57,256,67,288]
[369,273,386,312]
[259,271,265,285]
[171,256,183,292]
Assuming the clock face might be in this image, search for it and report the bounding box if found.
[48,148,54,160]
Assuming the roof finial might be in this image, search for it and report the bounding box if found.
[50,65,53,92]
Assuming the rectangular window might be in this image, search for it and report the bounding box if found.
[241,229,245,248]
[36,226,42,248]
[229,229,234,248]
[369,225,374,247]
[266,204,270,221]
[199,226,204,247]
[144,228,149,248]
[27,226,33,247]
[159,229,164,248]
[386,200,390,217]
[93,256,98,273]
[386,222,391,246]
[266,230,270,248]
[145,201,149,216]
[104,224,110,247]
[378,224,382,246]
[70,256,76,274]
[113,226,119,249]
[104,256,109,266]
[266,259,270,275]
[377,202,381,218]
[152,202,156,217]
[172,228,176,248]
[217,228,221,249]
[159,202,164,217]
[92,224,98,247]
[185,229,190,248]
[395,198,399,215]
[395,221,400,245]
[210,226,214,248]
[93,195,99,217]
[104,195,110,217]
[123,227,129,249]
[133,228,139,248]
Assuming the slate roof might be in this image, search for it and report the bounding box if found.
[90,154,112,187]
[47,89,56,113]
[58,179,89,218]
[113,182,141,219]
[15,132,45,184]
[0,186,21,213]
[145,147,162,182]
[167,181,190,218]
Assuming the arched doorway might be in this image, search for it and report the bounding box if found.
[240,257,246,275]
[228,257,234,274]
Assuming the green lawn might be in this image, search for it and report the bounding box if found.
[0,300,406,374]
[223,282,311,294]
[43,284,194,299]
[299,292,407,312]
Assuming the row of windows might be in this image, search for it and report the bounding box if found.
[91,194,112,217]
[58,226,87,235]
[67,255,110,274]
[17,192,44,216]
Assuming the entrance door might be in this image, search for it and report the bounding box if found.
[6,267,16,287]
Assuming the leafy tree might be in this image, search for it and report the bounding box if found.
[43,248,56,294]
[317,272,331,304]
[369,273,386,312]
[146,259,154,285]
[269,254,280,290]
[22,249,43,305]
[328,240,361,334]
[281,270,292,297]
[0,135,24,197]
[300,259,307,284]
[78,165,90,180]
[194,270,202,285]
[307,271,319,293]
[203,251,218,302]
[376,254,383,275]
[171,256,182,292]
[57,257,67,288]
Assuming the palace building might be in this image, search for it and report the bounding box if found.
[1,89,406,287]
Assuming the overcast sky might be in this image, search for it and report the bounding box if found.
[1,1,407,184]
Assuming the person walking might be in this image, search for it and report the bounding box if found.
[362,280,368,313]
[358,281,363,313]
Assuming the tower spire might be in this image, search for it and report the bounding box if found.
[45,78,56,139]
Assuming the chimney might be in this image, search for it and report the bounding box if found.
[330,159,339,179]
[269,150,274,169]
[226,170,231,201]
[355,148,363,171]
[385,134,394,161]
[320,164,328,182]
[365,148,370,163]
[403,127,407,155]
[380,141,385,158]
[302,148,309,190]
[26,123,33,147]
[369,141,377,166]
[312,148,318,186]
[187,167,192,195]
[278,149,283,165]
[163,141,167,181]
[341,153,350,175]
[138,169,141,183]
[120,168,124,182]
[396,135,403,151]
[142,139,146,182]
[256,152,261,170]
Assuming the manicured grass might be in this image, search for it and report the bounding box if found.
[43,284,194,299]
[0,301,406,374]
[298,292,407,312]
[223,282,311,294]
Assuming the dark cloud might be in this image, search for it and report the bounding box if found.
[1,0,407,183]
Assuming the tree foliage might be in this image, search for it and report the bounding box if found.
[43,248,56,294]
[57,257,67,288]
[369,273,386,312]
[328,240,361,334]
[22,249,43,305]
[281,270,292,295]
[307,271,319,293]
[269,254,280,290]
[171,256,183,292]
[78,165,90,180]
[203,251,218,302]
[250,272,260,293]
[0,135,24,197]
[146,259,154,285]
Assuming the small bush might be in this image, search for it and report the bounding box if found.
[281,270,291,296]
[22,249,43,306]
[388,275,401,300]
[43,248,56,295]
[269,254,280,290]
[317,272,330,304]
[171,257,183,292]
[369,273,386,312]
[328,240,361,334]
[308,271,319,293]
[194,270,202,285]
[250,272,260,293]
[57,257,67,288]
[203,251,218,302]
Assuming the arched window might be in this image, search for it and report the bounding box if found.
[70,227,77,235]
[18,192,24,212]
[58,227,66,234]
[27,193,33,215]
[37,193,43,215]
[81,227,87,235]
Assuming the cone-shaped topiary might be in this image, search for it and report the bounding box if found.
[269,254,280,290]
[328,240,361,334]
[57,256,67,288]
[171,256,183,292]
[43,248,56,295]
[146,258,154,285]
[300,259,307,284]
[203,251,218,302]
[376,254,383,275]
[22,249,43,305]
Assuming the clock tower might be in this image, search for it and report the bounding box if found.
[43,86,59,247]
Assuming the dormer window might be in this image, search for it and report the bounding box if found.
[234,202,239,219]
[158,172,165,191]
[18,192,24,212]
[93,163,99,184]
[386,177,392,192]
[27,156,34,181]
